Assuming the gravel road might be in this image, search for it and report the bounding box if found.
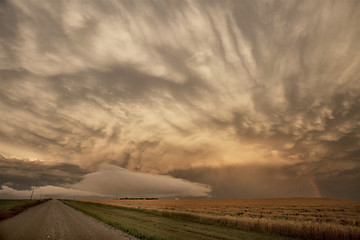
[0,199,138,240]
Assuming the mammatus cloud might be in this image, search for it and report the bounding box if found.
[0,0,359,199]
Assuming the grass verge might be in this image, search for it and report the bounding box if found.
[0,199,49,221]
[63,200,296,240]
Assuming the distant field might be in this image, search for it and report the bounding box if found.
[0,199,48,221]
[79,198,360,240]
[64,200,295,240]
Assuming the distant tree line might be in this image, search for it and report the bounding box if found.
[115,197,159,200]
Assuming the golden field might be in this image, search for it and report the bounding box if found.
[80,198,360,240]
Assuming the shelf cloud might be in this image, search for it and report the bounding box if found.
[0,162,211,199]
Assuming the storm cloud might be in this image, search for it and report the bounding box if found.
[0,155,89,190]
[0,0,359,199]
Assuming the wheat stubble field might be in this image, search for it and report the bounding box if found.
[78,198,360,240]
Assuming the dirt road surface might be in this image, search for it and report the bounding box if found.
[0,199,138,240]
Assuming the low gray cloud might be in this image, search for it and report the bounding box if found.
[0,0,359,199]
[0,185,108,199]
[0,155,89,190]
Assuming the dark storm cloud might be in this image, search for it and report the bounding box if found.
[169,164,360,200]
[0,0,360,199]
[169,165,317,199]
[316,167,360,200]
[0,155,89,190]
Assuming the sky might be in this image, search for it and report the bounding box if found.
[0,0,359,200]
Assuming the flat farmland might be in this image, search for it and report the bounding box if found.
[79,198,360,240]
[82,198,360,226]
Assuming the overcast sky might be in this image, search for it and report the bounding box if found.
[0,0,359,200]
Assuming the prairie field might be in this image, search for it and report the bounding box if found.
[80,198,360,240]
